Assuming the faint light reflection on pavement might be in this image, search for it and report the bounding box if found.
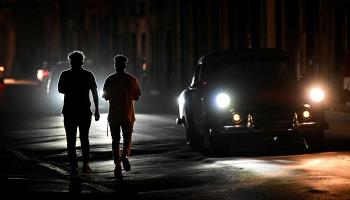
[90,113,111,145]
[203,152,350,192]
[207,159,296,177]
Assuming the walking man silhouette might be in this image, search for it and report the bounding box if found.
[58,50,100,177]
[102,55,141,179]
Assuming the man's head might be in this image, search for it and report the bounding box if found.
[68,50,85,69]
[114,55,128,72]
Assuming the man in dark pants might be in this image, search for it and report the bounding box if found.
[103,55,142,178]
[58,50,100,176]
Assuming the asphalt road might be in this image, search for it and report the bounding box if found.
[2,82,350,200]
[1,111,350,200]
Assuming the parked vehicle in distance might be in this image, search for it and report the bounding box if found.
[35,61,67,113]
[176,48,329,155]
[35,60,108,114]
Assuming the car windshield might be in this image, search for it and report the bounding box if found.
[202,59,296,83]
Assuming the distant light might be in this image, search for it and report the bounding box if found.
[303,104,311,108]
[142,63,148,71]
[37,69,50,81]
[0,66,4,72]
[4,79,38,85]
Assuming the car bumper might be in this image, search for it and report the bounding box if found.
[213,121,328,137]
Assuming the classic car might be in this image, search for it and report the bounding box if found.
[176,48,329,155]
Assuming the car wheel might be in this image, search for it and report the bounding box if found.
[303,131,325,152]
[185,117,203,151]
[209,132,229,156]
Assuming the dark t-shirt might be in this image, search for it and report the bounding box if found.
[58,68,97,117]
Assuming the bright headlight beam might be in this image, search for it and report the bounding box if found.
[310,87,325,103]
[216,93,230,108]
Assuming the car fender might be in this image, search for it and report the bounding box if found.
[178,89,196,124]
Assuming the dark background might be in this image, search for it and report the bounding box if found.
[1,0,350,96]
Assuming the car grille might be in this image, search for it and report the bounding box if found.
[253,114,293,130]
[220,104,297,130]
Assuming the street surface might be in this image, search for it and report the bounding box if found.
[1,81,350,200]
[1,111,350,200]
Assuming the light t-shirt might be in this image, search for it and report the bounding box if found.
[103,71,142,124]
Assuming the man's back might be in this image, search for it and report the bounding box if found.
[58,68,97,116]
[103,71,141,123]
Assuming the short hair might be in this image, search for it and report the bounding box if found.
[114,55,128,64]
[67,50,85,61]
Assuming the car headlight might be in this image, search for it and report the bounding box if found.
[215,92,230,108]
[309,87,325,103]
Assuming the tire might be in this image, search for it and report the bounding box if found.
[185,117,203,151]
[209,132,229,156]
[303,131,325,152]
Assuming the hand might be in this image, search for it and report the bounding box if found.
[94,111,100,121]
[102,93,109,100]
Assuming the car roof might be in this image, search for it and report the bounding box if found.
[198,48,289,65]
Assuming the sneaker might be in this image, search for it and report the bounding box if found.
[121,157,131,171]
[81,164,92,174]
[114,166,123,179]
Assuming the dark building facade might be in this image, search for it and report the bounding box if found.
[0,0,350,96]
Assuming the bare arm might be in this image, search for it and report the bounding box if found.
[91,87,100,121]
[102,80,110,101]
[58,73,65,94]
[133,78,142,101]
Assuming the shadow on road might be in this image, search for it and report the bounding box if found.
[196,136,350,158]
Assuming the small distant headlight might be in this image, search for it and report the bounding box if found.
[309,87,325,103]
[215,92,230,108]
